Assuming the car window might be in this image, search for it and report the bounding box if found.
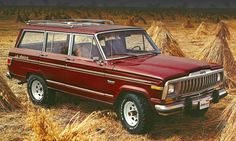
[18,31,44,51]
[72,35,101,60]
[97,30,158,59]
[126,34,153,51]
[46,32,70,55]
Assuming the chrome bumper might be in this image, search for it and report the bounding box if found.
[155,89,227,116]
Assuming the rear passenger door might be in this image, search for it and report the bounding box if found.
[65,34,113,102]
[38,32,71,89]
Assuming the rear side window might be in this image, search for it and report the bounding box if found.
[18,31,44,51]
[46,32,70,55]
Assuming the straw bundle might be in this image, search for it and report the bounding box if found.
[0,75,21,111]
[215,21,231,40]
[182,19,194,28]
[193,21,210,38]
[198,21,236,88]
[219,97,236,141]
[147,21,185,57]
[125,17,135,26]
[26,107,120,141]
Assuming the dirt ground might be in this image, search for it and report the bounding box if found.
[0,18,236,141]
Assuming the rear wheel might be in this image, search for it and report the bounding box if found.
[117,93,154,134]
[27,75,54,106]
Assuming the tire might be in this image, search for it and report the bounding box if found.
[188,108,209,117]
[117,94,154,134]
[27,75,55,106]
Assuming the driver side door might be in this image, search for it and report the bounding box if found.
[65,34,114,103]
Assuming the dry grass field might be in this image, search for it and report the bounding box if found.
[0,8,236,141]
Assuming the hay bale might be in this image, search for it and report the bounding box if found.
[125,16,146,26]
[182,19,194,28]
[0,75,21,111]
[219,96,236,141]
[198,21,236,88]
[193,21,210,38]
[147,21,185,57]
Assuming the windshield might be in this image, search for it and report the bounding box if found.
[97,30,160,60]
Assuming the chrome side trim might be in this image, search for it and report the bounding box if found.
[12,57,155,85]
[48,87,113,105]
[113,69,163,80]
[47,80,114,98]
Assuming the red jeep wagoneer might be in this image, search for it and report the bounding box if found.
[7,19,227,134]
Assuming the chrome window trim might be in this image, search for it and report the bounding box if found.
[17,29,46,52]
[68,33,106,61]
[162,68,224,100]
[44,31,72,55]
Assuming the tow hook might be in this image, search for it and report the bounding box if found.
[184,97,193,113]
[212,90,220,103]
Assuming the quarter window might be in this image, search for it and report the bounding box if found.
[72,35,101,60]
[46,32,70,55]
[18,31,44,51]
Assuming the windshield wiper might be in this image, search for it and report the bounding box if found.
[150,50,161,55]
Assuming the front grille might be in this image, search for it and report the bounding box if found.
[179,73,219,95]
[162,69,224,100]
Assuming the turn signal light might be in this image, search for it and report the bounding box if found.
[164,98,176,104]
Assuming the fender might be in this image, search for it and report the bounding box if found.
[115,85,150,100]
[26,69,45,80]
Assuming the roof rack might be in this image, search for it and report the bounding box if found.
[26,19,114,28]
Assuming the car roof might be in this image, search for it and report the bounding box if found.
[22,24,144,35]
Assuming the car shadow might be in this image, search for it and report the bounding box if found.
[49,91,222,140]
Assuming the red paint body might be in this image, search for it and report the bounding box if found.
[7,24,222,109]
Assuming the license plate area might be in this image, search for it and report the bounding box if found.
[199,97,210,110]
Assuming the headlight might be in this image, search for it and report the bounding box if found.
[168,84,175,94]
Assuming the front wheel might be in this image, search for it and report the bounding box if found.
[117,94,154,134]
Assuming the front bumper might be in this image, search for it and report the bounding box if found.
[155,88,227,116]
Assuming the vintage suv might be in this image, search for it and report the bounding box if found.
[7,19,227,134]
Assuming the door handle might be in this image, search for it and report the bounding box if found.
[40,54,47,57]
[65,57,74,61]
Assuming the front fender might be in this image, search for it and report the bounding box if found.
[115,85,150,100]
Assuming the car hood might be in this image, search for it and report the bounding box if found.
[112,54,220,81]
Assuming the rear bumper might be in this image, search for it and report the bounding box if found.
[155,88,227,116]
[6,71,12,79]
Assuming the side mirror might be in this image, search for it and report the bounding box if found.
[92,57,104,66]
[92,56,100,62]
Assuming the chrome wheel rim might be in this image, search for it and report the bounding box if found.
[123,101,139,126]
[31,80,44,101]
